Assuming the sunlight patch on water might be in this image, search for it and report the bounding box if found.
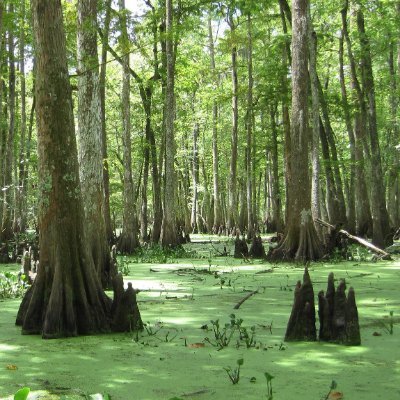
[0,343,19,352]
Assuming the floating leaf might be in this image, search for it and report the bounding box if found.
[188,343,205,348]
[14,387,30,400]
[328,391,344,400]
[6,364,18,370]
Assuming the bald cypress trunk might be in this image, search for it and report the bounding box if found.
[227,11,239,233]
[161,0,178,246]
[356,8,391,247]
[117,0,140,253]
[246,13,254,239]
[269,0,322,262]
[208,14,221,232]
[1,4,15,243]
[14,0,28,233]
[341,2,372,237]
[99,0,113,243]
[77,0,113,287]
[16,0,112,338]
[338,32,356,233]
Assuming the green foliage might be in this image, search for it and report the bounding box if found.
[129,245,201,264]
[330,244,371,263]
[204,314,260,350]
[224,358,244,385]
[0,271,28,299]
[14,387,30,400]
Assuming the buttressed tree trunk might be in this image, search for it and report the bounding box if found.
[77,0,112,288]
[269,0,322,261]
[16,0,112,338]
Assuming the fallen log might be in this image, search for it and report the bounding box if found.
[315,218,391,259]
[233,289,258,310]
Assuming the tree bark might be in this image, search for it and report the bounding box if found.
[269,0,322,262]
[99,0,114,243]
[341,1,372,237]
[14,0,27,233]
[227,10,239,233]
[338,32,356,233]
[117,0,140,253]
[1,4,15,243]
[0,5,4,228]
[279,0,291,226]
[190,121,199,233]
[161,0,178,246]
[208,14,221,233]
[269,106,283,232]
[356,8,392,247]
[386,37,399,228]
[77,0,112,287]
[308,21,321,229]
[16,0,112,338]
[246,13,254,239]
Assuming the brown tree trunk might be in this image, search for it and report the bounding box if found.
[269,106,283,232]
[16,0,112,338]
[246,13,254,240]
[279,0,291,227]
[338,32,356,233]
[269,0,322,262]
[341,1,372,237]
[387,40,399,228]
[1,4,15,243]
[308,21,321,229]
[190,122,199,233]
[99,0,113,243]
[227,10,239,233]
[356,8,391,247]
[77,0,112,287]
[117,0,140,253]
[14,0,27,233]
[317,78,347,226]
[208,14,221,233]
[161,0,178,246]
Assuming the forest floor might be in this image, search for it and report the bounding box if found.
[0,235,399,400]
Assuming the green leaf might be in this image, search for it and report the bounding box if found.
[14,387,30,400]
[237,358,244,366]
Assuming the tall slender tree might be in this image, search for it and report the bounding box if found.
[0,3,15,243]
[117,0,140,253]
[161,0,179,246]
[269,0,322,261]
[356,7,391,247]
[208,13,222,233]
[77,0,113,287]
